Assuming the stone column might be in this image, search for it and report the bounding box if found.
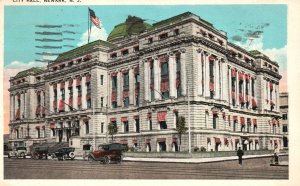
[215,59,220,100]
[129,67,135,105]
[49,85,54,113]
[169,52,176,98]
[107,74,111,108]
[276,84,280,111]
[23,93,26,118]
[82,76,87,109]
[228,66,232,105]
[266,80,270,110]
[243,74,246,106]
[65,80,69,112]
[154,56,160,100]
[204,53,210,98]
[10,95,14,121]
[180,49,187,96]
[144,60,150,102]
[236,71,239,106]
[249,77,252,108]
[196,49,202,96]
[117,72,122,107]
[73,79,78,110]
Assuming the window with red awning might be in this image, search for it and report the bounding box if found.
[77,96,82,105]
[214,137,221,144]
[49,123,55,129]
[240,117,245,125]
[68,79,73,87]
[157,138,166,142]
[157,111,167,122]
[111,91,117,102]
[59,100,65,111]
[121,117,128,122]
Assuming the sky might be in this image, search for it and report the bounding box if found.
[3,5,287,134]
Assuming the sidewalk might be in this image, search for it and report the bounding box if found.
[122,153,288,164]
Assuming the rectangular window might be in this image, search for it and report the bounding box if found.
[176,54,182,97]
[135,119,140,133]
[253,126,257,133]
[174,29,179,35]
[101,123,104,133]
[159,121,168,130]
[159,33,168,40]
[112,101,117,109]
[283,125,288,132]
[124,121,129,133]
[87,99,91,109]
[110,53,117,59]
[85,121,89,134]
[149,120,152,131]
[134,46,139,52]
[121,49,129,56]
[77,86,82,96]
[100,75,104,85]
[123,73,129,90]
[101,97,104,107]
[148,37,153,44]
[213,115,217,129]
[282,113,288,120]
[124,97,129,108]
[69,87,73,98]
[233,121,237,132]
[112,76,117,90]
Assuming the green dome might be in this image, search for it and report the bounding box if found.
[107,16,152,42]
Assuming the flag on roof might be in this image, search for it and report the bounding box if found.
[89,8,101,29]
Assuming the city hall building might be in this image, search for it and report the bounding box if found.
[8,12,283,154]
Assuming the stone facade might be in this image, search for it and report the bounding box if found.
[279,92,288,149]
[8,12,283,154]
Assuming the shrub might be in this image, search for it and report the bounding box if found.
[200,146,206,152]
[194,147,200,152]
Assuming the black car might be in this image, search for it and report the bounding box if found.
[52,147,76,161]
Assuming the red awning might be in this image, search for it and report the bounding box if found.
[172,138,177,143]
[253,119,257,126]
[233,116,238,122]
[68,79,73,87]
[252,98,257,108]
[214,138,221,144]
[160,81,169,92]
[59,100,65,111]
[110,71,118,77]
[159,55,168,64]
[231,68,236,77]
[36,105,41,115]
[238,72,244,81]
[49,123,55,129]
[133,115,139,120]
[157,138,166,142]
[145,139,151,144]
[86,74,91,83]
[207,137,211,143]
[15,108,20,120]
[157,111,167,122]
[111,91,117,102]
[209,82,214,92]
[76,77,81,87]
[134,66,139,74]
[60,82,65,89]
[35,126,40,129]
[247,118,252,125]
[147,113,152,120]
[68,98,73,107]
[235,139,240,143]
[110,118,116,122]
[239,94,244,102]
[86,93,91,100]
[224,138,228,144]
[240,117,245,125]
[121,117,128,122]
[123,91,129,98]
[77,96,82,105]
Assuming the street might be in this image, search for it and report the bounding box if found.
[4,156,288,179]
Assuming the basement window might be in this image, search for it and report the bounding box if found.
[148,37,153,44]
[121,49,129,56]
[174,29,179,36]
[110,53,117,59]
[159,33,168,40]
[134,46,139,52]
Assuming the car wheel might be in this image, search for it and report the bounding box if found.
[51,154,56,160]
[20,152,25,159]
[117,155,123,164]
[8,154,10,158]
[103,156,110,164]
[88,155,94,162]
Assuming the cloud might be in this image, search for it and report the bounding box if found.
[77,25,108,46]
[5,60,47,69]
[233,36,287,92]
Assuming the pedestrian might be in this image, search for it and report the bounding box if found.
[274,144,280,164]
[237,147,244,165]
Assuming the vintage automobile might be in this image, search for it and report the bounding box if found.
[52,147,76,161]
[88,143,123,164]
[30,146,49,160]
[8,147,27,159]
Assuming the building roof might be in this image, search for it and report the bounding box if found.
[55,39,116,62]
[107,15,152,42]
[150,11,213,30]
[14,67,44,78]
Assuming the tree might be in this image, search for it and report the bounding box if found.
[175,116,188,152]
[107,122,118,142]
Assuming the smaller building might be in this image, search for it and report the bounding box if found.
[279,92,288,149]
[4,134,10,153]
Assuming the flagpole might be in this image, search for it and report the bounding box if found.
[88,8,90,44]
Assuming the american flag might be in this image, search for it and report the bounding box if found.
[89,8,101,29]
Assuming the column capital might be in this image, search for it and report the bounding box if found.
[142,59,148,63]
[204,51,209,56]
[168,51,175,57]
[196,48,202,53]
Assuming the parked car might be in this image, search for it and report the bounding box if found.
[52,147,76,161]
[88,143,123,164]
[30,146,49,160]
[8,147,27,159]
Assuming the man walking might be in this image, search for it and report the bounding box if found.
[237,147,244,165]
[274,144,280,164]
